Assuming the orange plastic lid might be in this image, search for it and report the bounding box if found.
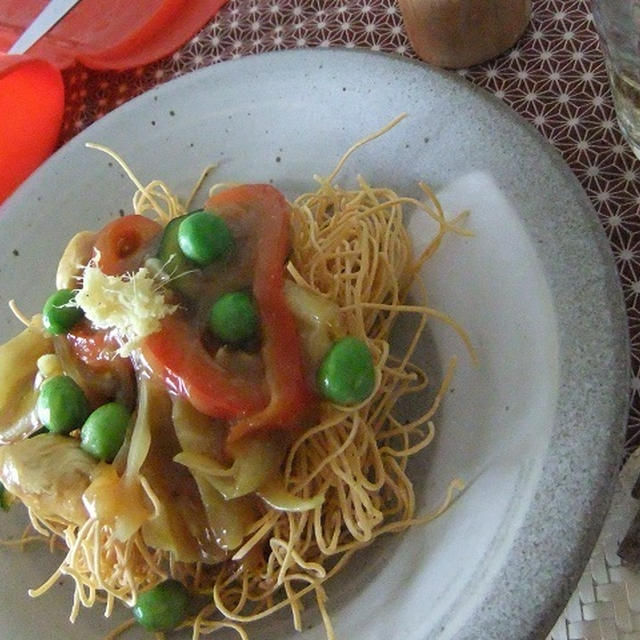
[0,0,226,69]
[0,55,64,204]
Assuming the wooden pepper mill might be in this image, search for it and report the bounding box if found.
[398,0,531,68]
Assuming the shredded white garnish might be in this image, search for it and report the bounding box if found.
[75,252,177,356]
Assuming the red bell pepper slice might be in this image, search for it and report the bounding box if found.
[66,323,135,398]
[66,322,124,369]
[142,315,268,419]
[92,214,162,276]
[204,185,316,443]
[65,215,159,369]
[140,184,315,441]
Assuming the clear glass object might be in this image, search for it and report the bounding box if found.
[592,0,640,159]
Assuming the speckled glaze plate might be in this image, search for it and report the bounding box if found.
[0,49,629,640]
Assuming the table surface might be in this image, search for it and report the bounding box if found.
[51,1,640,638]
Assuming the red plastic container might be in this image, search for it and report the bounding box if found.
[0,55,64,203]
[0,0,226,69]
[0,0,227,203]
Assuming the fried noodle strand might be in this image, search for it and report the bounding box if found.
[20,118,469,639]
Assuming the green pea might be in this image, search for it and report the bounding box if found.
[177,210,234,266]
[80,402,130,462]
[157,217,194,278]
[37,375,90,434]
[208,291,259,344]
[317,337,376,405]
[133,579,189,631]
[42,289,84,335]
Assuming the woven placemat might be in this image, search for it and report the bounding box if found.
[547,450,640,640]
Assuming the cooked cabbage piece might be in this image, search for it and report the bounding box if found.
[284,280,341,366]
[0,434,96,526]
[172,398,259,551]
[137,382,216,563]
[0,317,53,444]
[56,230,96,290]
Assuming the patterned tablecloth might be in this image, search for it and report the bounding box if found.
[53,1,640,638]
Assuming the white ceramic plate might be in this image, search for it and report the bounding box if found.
[0,49,629,640]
